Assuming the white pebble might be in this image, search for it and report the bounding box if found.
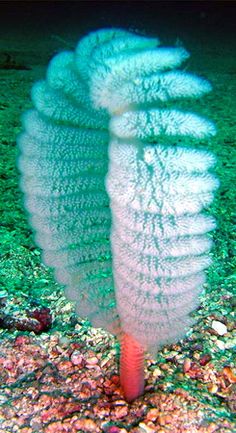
[215,340,225,351]
[212,320,227,336]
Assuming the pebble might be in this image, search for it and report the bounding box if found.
[101,356,111,367]
[86,356,99,365]
[212,320,228,336]
[56,360,73,371]
[215,339,225,350]
[225,337,236,349]
[159,363,169,371]
[223,366,236,383]
[152,367,162,377]
[183,358,191,373]
[70,351,84,366]
[208,383,218,393]
[113,399,127,406]
[139,422,156,433]
[146,408,159,421]
[192,352,201,361]
[105,427,127,433]
[14,335,31,346]
[199,353,212,366]
[74,418,98,432]
[113,405,128,419]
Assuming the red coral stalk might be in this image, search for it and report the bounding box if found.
[120,332,145,402]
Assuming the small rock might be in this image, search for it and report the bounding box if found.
[146,408,159,421]
[14,335,31,346]
[94,402,111,417]
[105,427,127,433]
[199,353,212,366]
[152,367,162,378]
[192,343,203,351]
[111,374,120,385]
[212,320,227,336]
[113,399,127,406]
[71,351,84,366]
[101,356,110,367]
[192,352,200,361]
[86,356,99,365]
[225,337,236,349]
[183,358,191,373]
[74,417,98,432]
[113,404,128,419]
[159,363,169,371]
[226,384,236,412]
[208,383,218,393]
[223,366,236,383]
[139,422,156,433]
[185,362,203,379]
[56,360,73,371]
[215,340,225,350]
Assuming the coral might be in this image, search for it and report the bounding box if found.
[17,28,218,401]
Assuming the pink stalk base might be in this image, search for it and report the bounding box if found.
[120,332,145,402]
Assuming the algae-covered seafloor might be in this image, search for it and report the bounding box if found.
[0,2,235,432]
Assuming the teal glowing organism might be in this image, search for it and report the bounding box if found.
[17,28,218,402]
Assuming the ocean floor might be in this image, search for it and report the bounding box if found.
[0,2,235,432]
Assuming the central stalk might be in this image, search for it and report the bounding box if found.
[120,332,145,402]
